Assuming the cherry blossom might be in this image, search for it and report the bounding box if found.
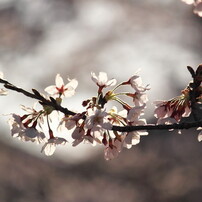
[45,74,78,98]
[124,119,148,149]
[122,70,150,93]
[181,0,202,17]
[127,104,146,122]
[85,108,112,143]
[8,114,46,144]
[154,89,191,123]
[194,2,202,16]
[108,106,127,126]
[130,92,148,106]
[85,108,112,130]
[59,113,83,131]
[2,63,202,161]
[91,72,116,92]
[72,126,86,146]
[124,106,148,149]
[104,138,123,160]
[41,137,67,156]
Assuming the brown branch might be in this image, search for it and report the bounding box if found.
[0,78,76,116]
[112,121,202,132]
[187,65,202,121]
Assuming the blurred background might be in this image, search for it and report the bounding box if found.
[0,0,202,201]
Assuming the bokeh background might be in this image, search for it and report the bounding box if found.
[0,0,202,201]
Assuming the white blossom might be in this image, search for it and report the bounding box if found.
[104,138,123,160]
[85,108,112,130]
[8,114,46,144]
[45,74,78,98]
[127,104,146,122]
[194,2,202,16]
[91,72,116,88]
[128,71,150,93]
[41,137,67,156]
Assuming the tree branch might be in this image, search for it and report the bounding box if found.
[112,121,202,132]
[0,78,76,116]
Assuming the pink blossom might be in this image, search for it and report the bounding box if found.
[181,0,202,17]
[108,106,127,126]
[85,108,112,131]
[133,92,148,106]
[104,138,123,160]
[85,108,112,144]
[72,126,85,146]
[91,72,116,88]
[154,93,191,123]
[154,101,169,119]
[60,113,83,131]
[41,137,67,156]
[124,119,148,149]
[125,71,150,93]
[194,2,202,16]
[45,74,78,98]
[124,133,140,149]
[127,104,146,122]
[8,114,46,144]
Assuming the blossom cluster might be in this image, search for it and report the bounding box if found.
[1,71,149,160]
[154,65,202,140]
[181,0,202,17]
[0,65,202,160]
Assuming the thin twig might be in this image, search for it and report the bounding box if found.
[0,78,76,116]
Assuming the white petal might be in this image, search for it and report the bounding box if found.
[55,74,64,87]
[0,88,8,95]
[131,134,140,145]
[66,79,78,89]
[106,78,117,87]
[0,72,4,79]
[41,142,56,156]
[63,89,75,97]
[91,72,98,83]
[198,131,202,142]
[98,72,108,86]
[44,85,57,94]
[194,2,202,17]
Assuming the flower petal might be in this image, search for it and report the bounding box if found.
[41,142,56,156]
[55,74,64,87]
